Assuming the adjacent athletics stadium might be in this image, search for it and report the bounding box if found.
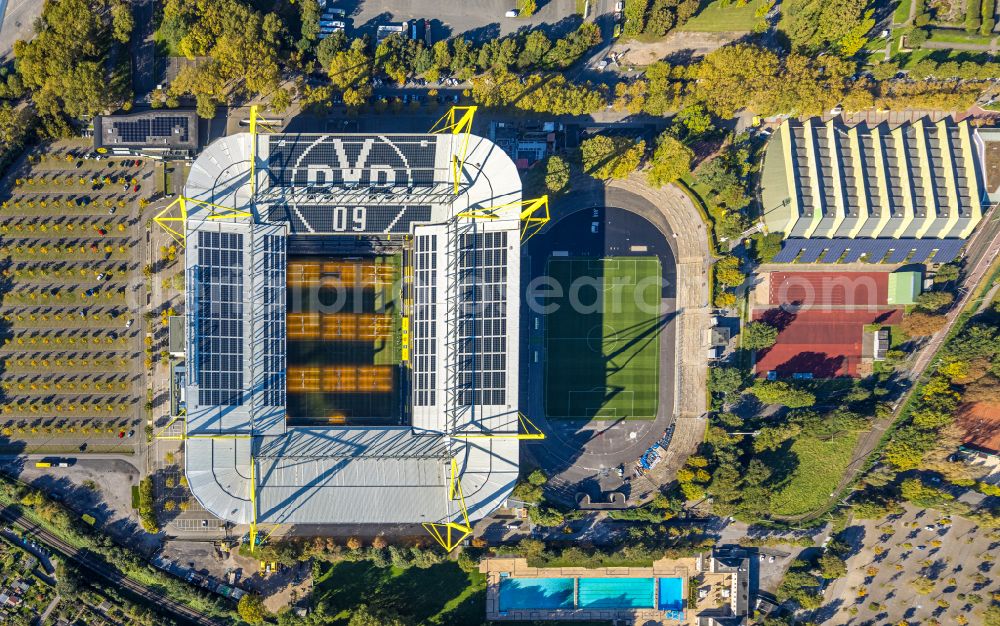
[165,108,546,549]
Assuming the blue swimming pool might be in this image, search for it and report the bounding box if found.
[658,577,684,611]
[577,577,655,609]
[498,577,575,611]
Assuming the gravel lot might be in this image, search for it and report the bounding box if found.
[816,504,1000,625]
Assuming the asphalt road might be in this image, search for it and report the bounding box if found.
[0,0,42,60]
[0,505,220,626]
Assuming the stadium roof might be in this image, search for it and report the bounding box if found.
[760,117,985,240]
[181,130,525,527]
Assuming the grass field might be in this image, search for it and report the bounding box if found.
[311,560,486,625]
[680,0,767,32]
[765,432,860,516]
[544,257,663,420]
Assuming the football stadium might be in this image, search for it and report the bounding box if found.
[165,108,546,549]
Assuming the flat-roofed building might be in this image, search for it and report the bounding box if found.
[760,117,987,264]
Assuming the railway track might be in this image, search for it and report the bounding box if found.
[0,506,221,626]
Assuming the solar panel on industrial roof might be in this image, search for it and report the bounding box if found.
[111,116,189,144]
[266,135,437,187]
[261,234,286,407]
[196,230,245,406]
[456,230,508,407]
[774,238,966,265]
[413,234,438,407]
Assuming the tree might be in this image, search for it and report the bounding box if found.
[753,423,801,452]
[915,290,954,313]
[817,553,847,579]
[15,0,132,121]
[751,232,784,264]
[376,33,413,85]
[647,133,693,187]
[623,0,651,36]
[518,30,552,69]
[933,263,960,283]
[742,321,779,351]
[964,374,1000,403]
[325,38,373,105]
[298,0,321,47]
[237,594,267,624]
[695,44,781,117]
[708,366,744,397]
[751,381,816,408]
[714,256,745,288]
[137,476,158,533]
[760,53,850,117]
[110,0,134,43]
[581,135,645,180]
[0,104,33,151]
[544,156,570,194]
[162,0,284,112]
[675,103,713,137]
[349,605,413,626]
[909,575,936,595]
[900,312,947,337]
[780,0,874,57]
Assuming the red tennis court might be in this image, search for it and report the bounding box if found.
[769,272,889,308]
[754,308,902,378]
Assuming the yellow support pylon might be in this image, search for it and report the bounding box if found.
[152,196,253,245]
[457,195,550,242]
[423,458,473,552]
[452,412,545,440]
[429,106,477,195]
[248,105,279,199]
[249,456,258,553]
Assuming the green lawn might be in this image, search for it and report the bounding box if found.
[766,432,860,516]
[680,0,768,32]
[893,0,915,25]
[925,28,994,45]
[311,560,486,626]
[544,257,663,420]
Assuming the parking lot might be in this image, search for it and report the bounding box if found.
[0,141,151,456]
[0,0,43,60]
[336,0,581,41]
[817,504,1000,625]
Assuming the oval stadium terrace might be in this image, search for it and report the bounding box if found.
[174,122,528,545]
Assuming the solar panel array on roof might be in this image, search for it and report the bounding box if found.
[456,230,508,407]
[267,204,432,234]
[413,235,438,407]
[774,238,965,264]
[267,135,438,188]
[261,234,286,407]
[112,116,189,144]
[195,231,245,406]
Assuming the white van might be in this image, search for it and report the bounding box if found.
[505,9,519,17]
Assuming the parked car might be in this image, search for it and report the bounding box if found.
[124,318,133,329]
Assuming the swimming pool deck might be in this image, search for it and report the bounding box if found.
[481,557,698,624]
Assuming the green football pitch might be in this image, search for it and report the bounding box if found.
[544,257,663,420]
